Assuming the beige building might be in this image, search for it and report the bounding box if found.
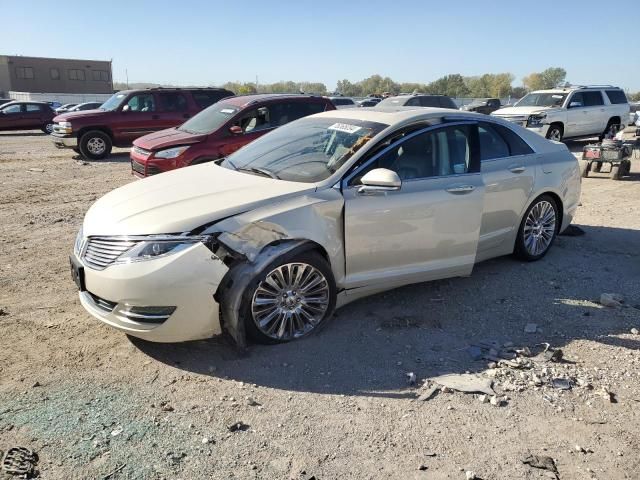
[0,55,113,97]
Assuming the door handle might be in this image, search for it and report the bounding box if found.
[445,185,475,194]
[509,165,526,173]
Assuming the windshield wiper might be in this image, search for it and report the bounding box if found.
[237,166,280,179]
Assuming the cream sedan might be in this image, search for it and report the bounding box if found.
[71,108,581,345]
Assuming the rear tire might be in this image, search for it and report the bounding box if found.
[545,124,563,142]
[621,159,632,176]
[599,119,617,141]
[79,130,112,160]
[514,195,559,261]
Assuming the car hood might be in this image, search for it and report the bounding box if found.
[492,105,559,117]
[54,109,110,122]
[133,127,207,150]
[83,163,316,236]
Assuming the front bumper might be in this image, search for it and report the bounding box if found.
[526,124,550,137]
[52,133,78,149]
[74,242,229,342]
[130,148,173,178]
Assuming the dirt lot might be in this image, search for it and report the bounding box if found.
[0,131,639,480]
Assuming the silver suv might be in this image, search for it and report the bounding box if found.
[492,85,630,142]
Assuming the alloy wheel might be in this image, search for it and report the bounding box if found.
[87,137,106,155]
[523,200,556,256]
[251,262,330,341]
[44,123,54,134]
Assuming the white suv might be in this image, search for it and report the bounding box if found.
[492,85,630,142]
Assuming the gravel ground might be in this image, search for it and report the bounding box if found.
[0,131,639,480]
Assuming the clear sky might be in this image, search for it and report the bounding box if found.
[2,0,639,91]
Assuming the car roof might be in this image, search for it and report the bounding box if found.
[314,106,466,125]
[1,101,50,105]
[219,94,326,108]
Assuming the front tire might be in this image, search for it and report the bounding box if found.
[545,124,563,142]
[79,130,112,160]
[42,123,54,134]
[610,164,621,180]
[240,250,336,344]
[514,195,559,261]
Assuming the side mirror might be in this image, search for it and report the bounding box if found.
[358,168,401,195]
[569,101,582,108]
[229,125,242,135]
[122,105,130,112]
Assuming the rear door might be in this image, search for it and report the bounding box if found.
[476,122,536,255]
[24,104,46,128]
[157,92,191,129]
[342,122,485,289]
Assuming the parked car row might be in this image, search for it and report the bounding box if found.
[70,106,582,345]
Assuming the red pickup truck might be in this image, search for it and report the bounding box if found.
[51,87,234,159]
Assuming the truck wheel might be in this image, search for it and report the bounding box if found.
[79,131,112,160]
[545,124,563,142]
[599,120,616,141]
[609,165,621,180]
[592,162,602,173]
[621,160,631,176]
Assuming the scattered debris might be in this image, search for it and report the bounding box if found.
[0,307,8,316]
[31,381,41,388]
[416,384,440,402]
[418,464,428,471]
[465,470,479,480]
[228,421,250,432]
[160,401,174,412]
[542,347,563,363]
[600,293,623,307]
[522,454,558,475]
[551,378,572,390]
[406,372,417,385]
[166,452,186,466]
[478,394,489,404]
[631,327,639,335]
[430,373,495,396]
[246,397,261,407]
[490,395,508,407]
[102,463,126,480]
[1,447,38,477]
[201,437,211,444]
[598,386,616,403]
[111,427,123,437]
[26,168,44,173]
[524,323,538,333]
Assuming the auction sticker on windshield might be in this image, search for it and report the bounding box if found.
[220,108,236,114]
[328,123,362,134]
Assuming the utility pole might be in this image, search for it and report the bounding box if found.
[256,75,259,92]
[125,69,129,89]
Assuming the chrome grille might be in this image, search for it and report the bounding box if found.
[131,159,145,175]
[82,237,139,270]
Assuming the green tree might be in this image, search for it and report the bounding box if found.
[427,74,469,97]
[523,67,567,91]
[510,86,528,98]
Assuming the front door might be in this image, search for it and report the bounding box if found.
[566,92,591,137]
[0,103,27,130]
[219,105,276,157]
[342,123,485,290]
[113,93,166,144]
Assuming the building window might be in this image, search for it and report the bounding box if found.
[68,69,86,81]
[50,68,60,80]
[92,70,110,82]
[16,66,34,79]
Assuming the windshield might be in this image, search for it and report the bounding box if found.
[220,117,388,183]
[100,93,127,111]
[515,93,567,108]
[178,102,238,134]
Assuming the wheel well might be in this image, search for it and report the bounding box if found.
[549,121,564,132]
[530,192,564,232]
[607,116,621,126]
[272,239,330,264]
[78,126,113,141]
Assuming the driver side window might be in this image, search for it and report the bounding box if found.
[352,125,473,184]
[126,94,155,112]
[233,106,272,133]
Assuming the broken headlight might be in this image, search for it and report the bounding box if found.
[117,235,211,263]
[526,113,546,128]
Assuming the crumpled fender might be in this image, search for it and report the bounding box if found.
[215,240,310,346]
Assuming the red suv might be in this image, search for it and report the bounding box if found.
[51,87,234,159]
[130,94,335,177]
[0,101,56,133]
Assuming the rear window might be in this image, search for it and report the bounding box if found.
[332,98,354,106]
[605,90,628,104]
[191,90,233,109]
[438,97,458,109]
[479,122,533,159]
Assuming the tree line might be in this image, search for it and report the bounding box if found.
[114,67,640,100]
